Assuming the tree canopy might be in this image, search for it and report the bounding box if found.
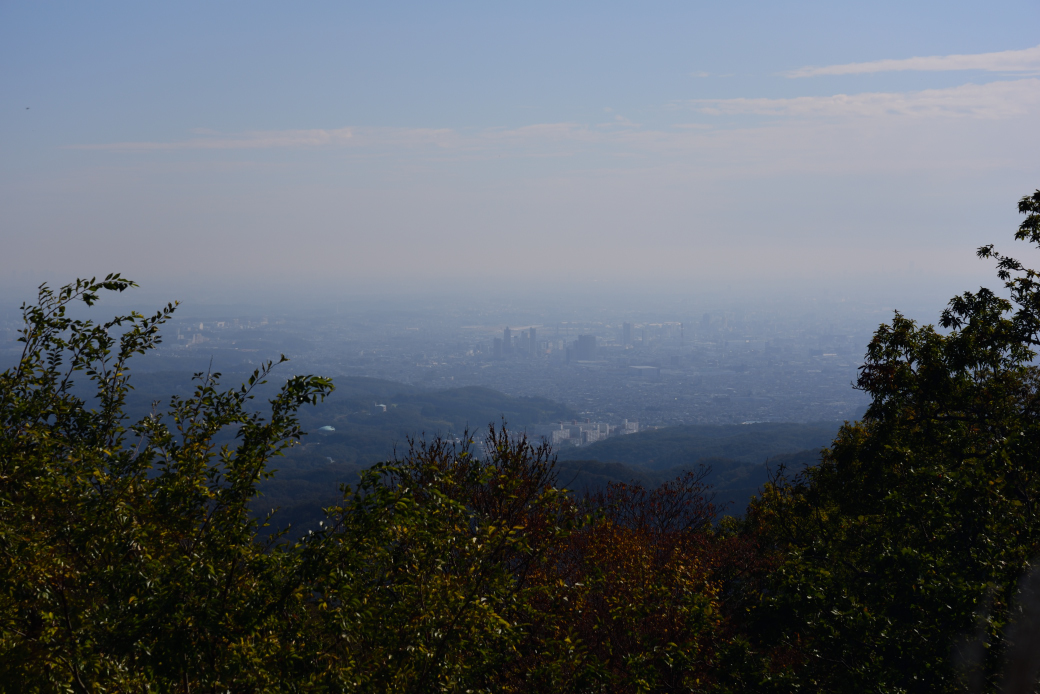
[741,189,1040,693]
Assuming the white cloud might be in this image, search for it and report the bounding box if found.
[790,44,1040,78]
[685,79,1040,119]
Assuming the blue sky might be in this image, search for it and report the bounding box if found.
[3,1,1039,301]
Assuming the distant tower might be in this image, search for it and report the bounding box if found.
[503,327,513,354]
[680,322,684,347]
[701,313,711,330]
[576,334,597,360]
[493,337,503,358]
[623,322,633,346]
[529,327,537,356]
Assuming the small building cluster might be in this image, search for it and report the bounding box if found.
[548,418,640,447]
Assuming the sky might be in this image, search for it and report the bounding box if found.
[2,1,1039,306]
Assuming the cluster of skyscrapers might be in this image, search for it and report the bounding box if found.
[493,326,539,358]
[492,326,602,362]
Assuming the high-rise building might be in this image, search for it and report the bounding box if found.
[503,327,513,354]
[529,327,537,356]
[622,322,633,346]
[493,337,503,359]
[575,334,597,360]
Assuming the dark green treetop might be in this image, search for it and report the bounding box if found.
[744,191,1040,693]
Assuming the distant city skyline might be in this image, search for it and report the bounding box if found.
[0,290,888,428]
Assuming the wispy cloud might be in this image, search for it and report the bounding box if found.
[685,79,1040,119]
[72,79,1038,158]
[71,128,356,151]
[70,123,618,153]
[789,44,1040,78]
[63,80,1039,183]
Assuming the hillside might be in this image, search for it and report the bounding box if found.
[557,422,839,469]
[114,372,840,528]
[554,423,839,514]
[112,372,578,531]
[555,449,822,515]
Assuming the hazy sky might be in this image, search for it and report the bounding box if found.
[3,1,1039,302]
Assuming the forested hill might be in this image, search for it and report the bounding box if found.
[557,422,840,469]
[116,372,839,527]
[119,372,575,464]
[285,377,576,466]
[270,418,839,531]
[117,372,579,531]
[555,423,840,514]
[265,377,576,529]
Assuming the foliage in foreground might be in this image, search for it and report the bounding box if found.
[740,190,1040,693]
[4,190,1040,692]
